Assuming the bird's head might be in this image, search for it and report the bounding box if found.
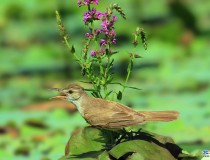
[50,84,85,102]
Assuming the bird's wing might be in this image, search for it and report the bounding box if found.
[88,99,145,129]
[107,102,145,128]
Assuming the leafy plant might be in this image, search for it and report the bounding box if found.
[56,0,146,100]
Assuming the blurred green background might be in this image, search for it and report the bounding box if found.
[0,0,210,159]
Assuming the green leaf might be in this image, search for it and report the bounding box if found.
[109,140,177,160]
[105,90,113,99]
[126,86,142,91]
[117,91,122,100]
[178,150,203,160]
[62,127,111,160]
[71,45,75,54]
[79,81,92,84]
[91,91,100,98]
[110,59,114,67]
[98,151,111,160]
[110,51,118,55]
[126,152,144,160]
[134,54,142,58]
[100,65,104,75]
[107,75,113,83]
[60,127,202,160]
[109,82,141,91]
[130,60,133,71]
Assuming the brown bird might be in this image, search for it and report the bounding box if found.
[51,84,179,129]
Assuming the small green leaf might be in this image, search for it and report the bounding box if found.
[107,75,113,83]
[108,59,114,69]
[105,91,113,99]
[126,86,142,91]
[79,80,92,84]
[110,51,118,55]
[178,150,203,160]
[71,45,75,54]
[130,60,133,71]
[134,54,142,58]
[100,66,104,75]
[117,91,122,100]
[91,91,100,98]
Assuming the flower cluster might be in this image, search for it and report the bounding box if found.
[78,0,98,7]
[78,0,118,57]
[83,8,102,25]
[90,48,105,56]
[100,14,117,46]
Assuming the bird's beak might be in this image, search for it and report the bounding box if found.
[49,87,67,100]
[50,95,67,100]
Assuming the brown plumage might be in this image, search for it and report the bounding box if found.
[51,84,179,129]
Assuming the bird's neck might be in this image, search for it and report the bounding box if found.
[71,92,92,117]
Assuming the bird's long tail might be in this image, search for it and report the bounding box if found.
[140,111,179,122]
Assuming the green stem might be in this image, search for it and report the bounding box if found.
[122,56,134,94]
[103,44,112,99]
[105,56,110,91]
[87,4,91,11]
[64,36,83,65]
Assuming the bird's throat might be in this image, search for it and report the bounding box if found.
[70,95,85,117]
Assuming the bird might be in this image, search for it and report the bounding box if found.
[50,83,179,129]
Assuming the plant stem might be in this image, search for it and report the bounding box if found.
[121,56,134,94]
[64,36,83,65]
[103,44,112,99]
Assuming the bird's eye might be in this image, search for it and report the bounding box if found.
[68,90,73,94]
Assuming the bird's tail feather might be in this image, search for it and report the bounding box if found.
[140,111,179,122]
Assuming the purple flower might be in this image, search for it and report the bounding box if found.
[100,15,117,37]
[94,29,102,35]
[85,33,90,37]
[112,16,117,22]
[109,29,116,37]
[92,0,99,5]
[78,0,99,6]
[85,32,94,38]
[90,50,96,56]
[101,22,109,35]
[83,8,102,25]
[95,11,103,19]
[78,1,118,56]
[77,0,83,7]
[100,48,105,55]
[84,0,89,4]
[112,38,116,44]
[100,39,107,46]
[101,12,108,19]
[104,20,110,26]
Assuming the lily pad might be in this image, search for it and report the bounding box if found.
[60,127,111,160]
[109,140,177,160]
[60,127,203,160]
[60,126,203,160]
